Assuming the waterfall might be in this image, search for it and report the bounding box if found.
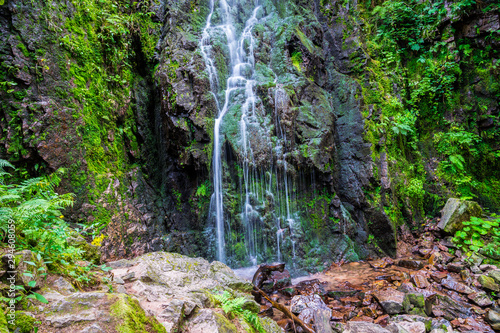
[201,0,300,267]
[201,0,262,263]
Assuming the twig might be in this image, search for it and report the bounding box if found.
[253,286,315,333]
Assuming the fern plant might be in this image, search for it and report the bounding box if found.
[0,159,82,263]
[211,290,266,333]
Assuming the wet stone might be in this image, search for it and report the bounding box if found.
[374,314,390,326]
[488,270,500,284]
[373,288,405,315]
[418,248,433,257]
[441,276,474,294]
[432,294,472,321]
[487,309,500,330]
[411,273,430,289]
[402,293,431,316]
[478,275,500,291]
[397,259,425,270]
[479,264,497,272]
[430,271,448,283]
[467,291,493,307]
[447,262,465,273]
[461,317,495,333]
[331,310,345,321]
[262,269,291,293]
[341,296,363,307]
[350,316,374,323]
[430,318,453,332]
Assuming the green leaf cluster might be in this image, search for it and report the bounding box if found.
[452,216,500,255]
[211,290,265,333]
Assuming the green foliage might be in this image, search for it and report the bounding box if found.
[0,285,48,306]
[195,183,208,197]
[211,291,265,333]
[358,0,500,223]
[452,216,500,256]
[291,51,303,72]
[0,160,83,262]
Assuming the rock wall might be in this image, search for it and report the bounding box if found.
[1,0,498,271]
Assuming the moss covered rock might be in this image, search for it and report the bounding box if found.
[110,294,166,333]
[437,198,483,234]
[39,290,165,332]
[7,312,36,333]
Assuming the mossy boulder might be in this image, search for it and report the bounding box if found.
[40,290,165,332]
[109,251,255,330]
[111,294,167,333]
[7,312,36,333]
[437,198,483,234]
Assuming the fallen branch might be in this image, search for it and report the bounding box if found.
[253,286,314,333]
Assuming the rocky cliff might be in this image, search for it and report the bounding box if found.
[1,0,499,271]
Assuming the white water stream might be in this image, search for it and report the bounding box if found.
[200,0,299,266]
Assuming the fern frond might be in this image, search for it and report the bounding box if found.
[0,159,14,170]
[0,194,21,203]
[17,198,51,216]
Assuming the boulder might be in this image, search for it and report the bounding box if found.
[478,275,500,291]
[182,309,238,333]
[39,291,165,332]
[432,295,472,321]
[437,198,482,234]
[488,270,500,284]
[290,294,330,314]
[468,291,493,307]
[487,309,500,331]
[110,252,265,331]
[373,288,405,314]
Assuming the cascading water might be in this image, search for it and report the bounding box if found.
[201,0,262,263]
[201,0,299,266]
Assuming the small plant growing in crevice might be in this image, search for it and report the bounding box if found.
[211,290,265,333]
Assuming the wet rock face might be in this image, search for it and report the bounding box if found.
[0,0,394,267]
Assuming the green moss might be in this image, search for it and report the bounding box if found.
[0,309,8,333]
[17,43,30,58]
[7,312,36,333]
[110,294,166,333]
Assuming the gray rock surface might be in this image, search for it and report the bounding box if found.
[437,198,482,234]
[344,321,392,333]
[373,288,405,314]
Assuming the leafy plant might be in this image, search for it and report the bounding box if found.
[0,285,48,305]
[0,161,82,263]
[211,290,265,333]
[452,216,500,254]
